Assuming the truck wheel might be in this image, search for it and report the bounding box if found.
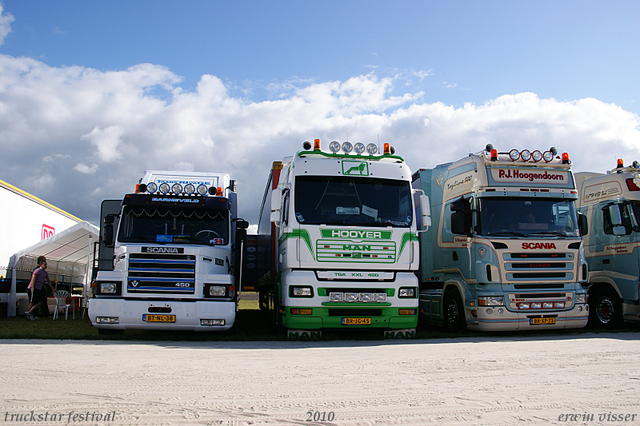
[590,287,623,328]
[443,289,466,332]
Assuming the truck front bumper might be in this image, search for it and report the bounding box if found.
[470,303,589,331]
[88,298,235,331]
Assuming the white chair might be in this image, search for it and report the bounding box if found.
[53,290,73,320]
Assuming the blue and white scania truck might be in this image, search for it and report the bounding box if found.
[88,170,247,334]
[576,159,640,327]
[256,139,430,338]
[412,145,589,331]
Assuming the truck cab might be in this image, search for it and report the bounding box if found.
[576,160,640,327]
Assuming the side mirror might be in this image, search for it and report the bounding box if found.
[609,204,623,226]
[236,219,249,230]
[419,194,431,229]
[451,211,467,235]
[103,224,114,247]
[578,213,588,236]
[451,199,465,213]
[271,188,282,213]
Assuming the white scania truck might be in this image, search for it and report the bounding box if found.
[576,159,640,327]
[412,145,589,331]
[88,170,247,334]
[256,139,429,338]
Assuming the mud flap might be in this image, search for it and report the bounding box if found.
[287,329,322,340]
[384,328,416,339]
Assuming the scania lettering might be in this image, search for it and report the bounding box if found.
[255,139,429,338]
[412,146,589,331]
[576,159,640,327]
[88,170,248,334]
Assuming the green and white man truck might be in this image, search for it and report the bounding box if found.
[412,145,589,331]
[88,170,247,334]
[576,159,640,327]
[256,139,429,338]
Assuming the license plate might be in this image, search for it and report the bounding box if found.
[342,317,371,325]
[143,314,176,323]
[530,317,556,325]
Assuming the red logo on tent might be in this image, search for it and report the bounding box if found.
[42,224,55,240]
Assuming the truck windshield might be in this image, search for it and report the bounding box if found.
[479,197,579,237]
[294,176,413,227]
[118,206,229,245]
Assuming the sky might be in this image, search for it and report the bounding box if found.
[0,0,639,229]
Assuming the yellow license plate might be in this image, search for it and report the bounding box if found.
[342,317,371,325]
[143,314,176,323]
[530,317,556,325]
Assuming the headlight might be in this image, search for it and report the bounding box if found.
[575,294,587,304]
[291,286,313,297]
[100,282,117,294]
[345,292,359,302]
[329,292,343,302]
[208,285,226,297]
[398,288,416,298]
[478,296,504,306]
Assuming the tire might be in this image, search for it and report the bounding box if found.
[443,289,467,332]
[589,287,623,328]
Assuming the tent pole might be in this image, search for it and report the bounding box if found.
[8,255,16,317]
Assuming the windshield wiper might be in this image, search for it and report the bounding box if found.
[529,230,569,237]
[488,231,527,237]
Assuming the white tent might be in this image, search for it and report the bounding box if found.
[7,221,99,316]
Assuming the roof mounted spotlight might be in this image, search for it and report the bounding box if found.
[633,161,640,169]
[542,150,555,162]
[520,149,532,162]
[159,183,170,194]
[208,186,217,195]
[389,145,396,155]
[509,149,520,161]
[354,142,365,154]
[146,182,157,193]
[302,140,312,150]
[184,184,195,195]
[532,150,543,162]
[366,143,377,155]
[485,144,494,153]
[342,141,353,153]
[329,141,341,153]
[171,183,183,194]
[197,184,208,195]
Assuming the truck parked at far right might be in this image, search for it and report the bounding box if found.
[576,159,640,328]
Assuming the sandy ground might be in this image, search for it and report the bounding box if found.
[1,333,640,426]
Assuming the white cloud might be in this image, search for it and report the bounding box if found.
[0,53,638,227]
[0,5,14,45]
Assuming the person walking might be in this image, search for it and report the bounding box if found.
[25,256,55,320]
